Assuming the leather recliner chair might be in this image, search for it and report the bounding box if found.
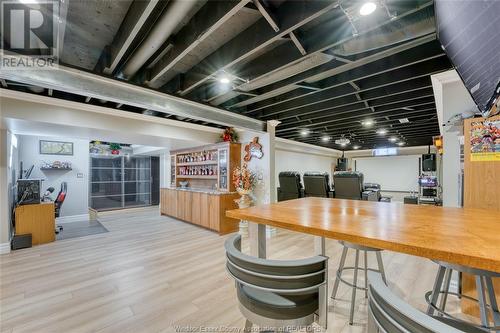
[277,171,304,201]
[333,171,365,200]
[303,172,334,198]
[333,172,380,201]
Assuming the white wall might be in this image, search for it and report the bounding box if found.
[275,150,336,189]
[239,130,271,205]
[18,135,89,217]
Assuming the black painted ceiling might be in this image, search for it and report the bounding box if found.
[2,0,453,150]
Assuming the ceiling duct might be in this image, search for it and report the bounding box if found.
[121,0,200,78]
[236,52,334,92]
[331,8,435,56]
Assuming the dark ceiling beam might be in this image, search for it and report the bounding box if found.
[207,1,434,107]
[253,0,279,32]
[286,123,439,142]
[147,0,251,88]
[256,75,432,119]
[284,118,440,143]
[288,32,307,56]
[261,86,435,121]
[245,54,449,115]
[175,0,340,96]
[288,124,440,146]
[277,96,437,127]
[298,132,439,145]
[240,37,442,112]
[0,61,264,131]
[102,0,161,75]
[277,104,437,134]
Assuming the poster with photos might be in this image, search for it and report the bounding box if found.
[470,119,500,162]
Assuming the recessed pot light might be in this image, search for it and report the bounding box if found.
[360,2,377,16]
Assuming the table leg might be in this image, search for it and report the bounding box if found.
[248,222,266,258]
[314,236,326,255]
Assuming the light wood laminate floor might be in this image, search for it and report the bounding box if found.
[0,207,467,333]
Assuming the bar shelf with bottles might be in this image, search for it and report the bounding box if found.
[170,142,241,192]
[162,142,241,235]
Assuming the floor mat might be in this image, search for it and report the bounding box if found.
[56,219,108,240]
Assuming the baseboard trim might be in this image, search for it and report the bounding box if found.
[0,242,11,255]
[56,213,90,224]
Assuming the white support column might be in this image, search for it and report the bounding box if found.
[0,129,11,253]
[267,120,280,203]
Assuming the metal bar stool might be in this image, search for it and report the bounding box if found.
[426,261,500,331]
[331,241,387,325]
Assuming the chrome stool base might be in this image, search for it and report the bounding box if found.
[426,261,500,331]
[331,241,387,325]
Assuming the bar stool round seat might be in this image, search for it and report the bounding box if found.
[426,260,500,331]
[331,241,387,325]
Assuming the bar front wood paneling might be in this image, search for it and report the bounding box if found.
[160,188,239,235]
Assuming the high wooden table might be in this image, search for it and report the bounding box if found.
[226,198,500,272]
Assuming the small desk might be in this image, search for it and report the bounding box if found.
[226,198,500,272]
[15,202,55,245]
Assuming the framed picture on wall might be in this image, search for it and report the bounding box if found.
[39,140,74,156]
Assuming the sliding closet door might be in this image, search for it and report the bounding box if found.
[90,155,123,210]
[124,156,151,207]
[90,155,153,211]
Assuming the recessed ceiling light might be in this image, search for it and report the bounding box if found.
[388,136,398,142]
[300,129,309,136]
[321,136,330,142]
[397,141,405,146]
[362,119,375,127]
[376,128,387,135]
[359,2,377,16]
[219,76,231,84]
[353,145,360,149]
[398,118,410,123]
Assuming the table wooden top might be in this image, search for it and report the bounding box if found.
[226,198,500,272]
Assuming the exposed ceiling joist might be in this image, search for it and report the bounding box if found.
[289,32,307,56]
[237,38,442,111]
[277,103,437,133]
[0,61,264,131]
[253,0,279,32]
[148,0,251,88]
[265,86,435,122]
[236,33,437,109]
[177,0,339,96]
[103,0,160,75]
[201,3,436,106]
[246,53,448,115]
[279,95,437,127]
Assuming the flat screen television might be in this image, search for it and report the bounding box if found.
[434,0,500,118]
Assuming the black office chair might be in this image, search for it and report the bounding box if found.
[277,171,304,201]
[54,182,67,234]
[303,172,333,198]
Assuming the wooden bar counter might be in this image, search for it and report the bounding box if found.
[160,187,240,235]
